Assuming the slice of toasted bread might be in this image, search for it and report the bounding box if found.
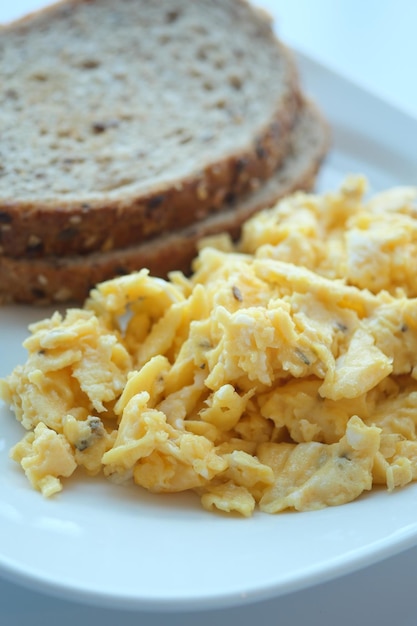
[0,101,330,304]
[0,0,301,258]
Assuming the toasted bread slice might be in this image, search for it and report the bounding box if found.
[0,101,330,304]
[0,0,301,258]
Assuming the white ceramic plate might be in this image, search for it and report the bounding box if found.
[1,52,417,612]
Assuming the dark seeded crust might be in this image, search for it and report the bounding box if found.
[0,0,301,258]
[0,101,330,305]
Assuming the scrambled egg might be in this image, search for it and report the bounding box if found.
[2,175,417,516]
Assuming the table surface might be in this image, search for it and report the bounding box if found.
[1,1,416,625]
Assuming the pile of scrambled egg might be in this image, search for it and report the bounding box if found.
[2,175,417,516]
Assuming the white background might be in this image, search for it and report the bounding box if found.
[1,1,417,625]
[263,0,417,119]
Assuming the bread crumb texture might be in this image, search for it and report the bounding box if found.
[0,0,296,201]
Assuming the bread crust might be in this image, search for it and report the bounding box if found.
[0,0,301,258]
[0,101,330,305]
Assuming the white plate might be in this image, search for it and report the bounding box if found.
[1,52,417,612]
